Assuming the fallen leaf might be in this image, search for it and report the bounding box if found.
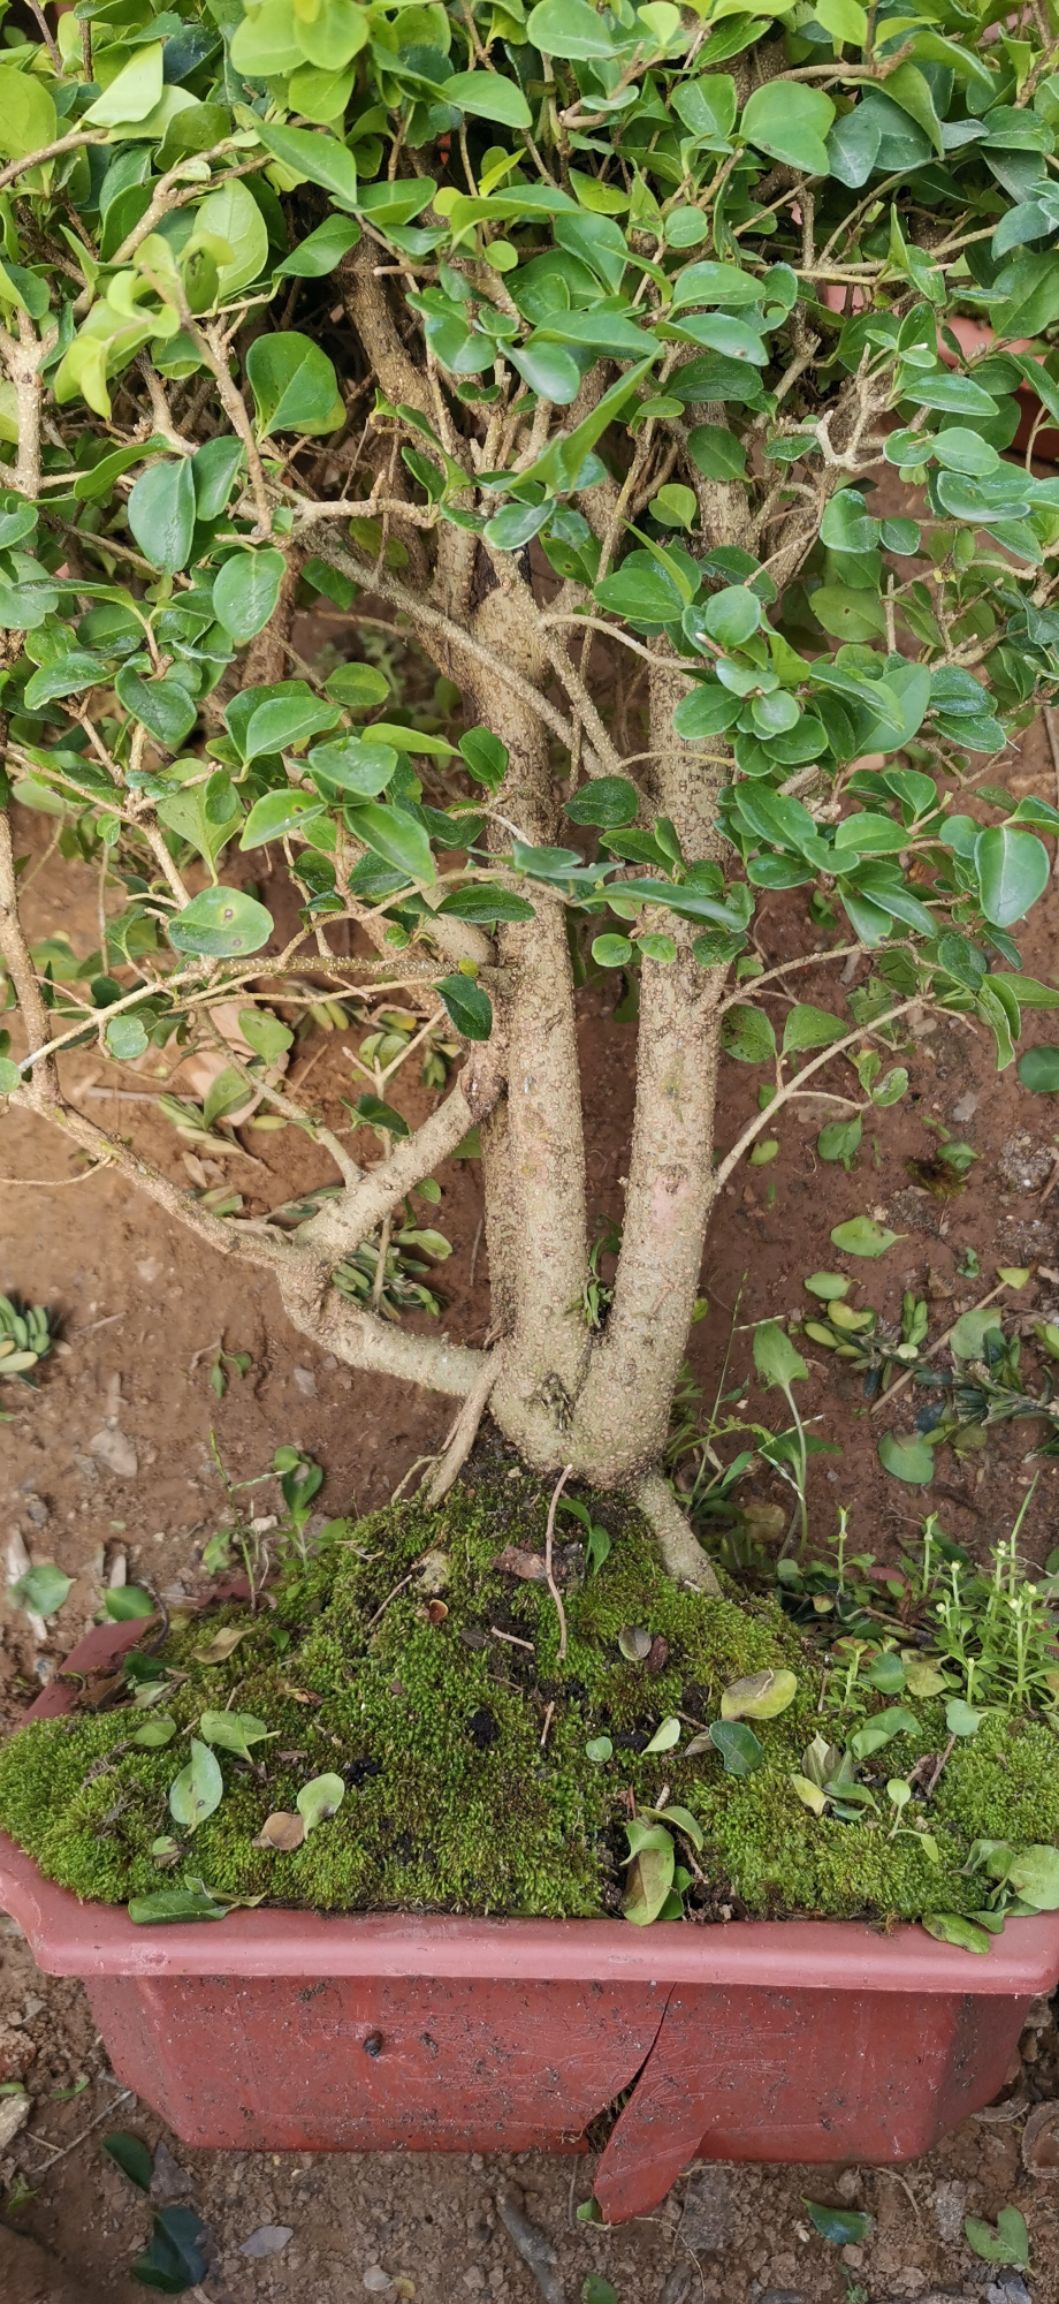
[195,1624,252,1664]
[618,1625,652,1662]
[493,1546,547,1582]
[240,2224,294,2259]
[720,1668,798,1721]
[253,1811,306,1851]
[1022,2101,1059,2176]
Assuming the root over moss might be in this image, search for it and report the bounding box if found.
[2,1470,1058,1925]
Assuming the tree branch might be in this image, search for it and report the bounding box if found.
[297,1059,501,1260]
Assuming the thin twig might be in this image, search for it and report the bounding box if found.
[871,1279,1013,1417]
[543,1464,573,1664]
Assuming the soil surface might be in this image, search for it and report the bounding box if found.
[3,705,1059,2296]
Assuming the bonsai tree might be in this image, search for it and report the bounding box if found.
[3,0,1059,1599]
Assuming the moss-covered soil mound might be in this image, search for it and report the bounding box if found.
[2,1467,1058,1926]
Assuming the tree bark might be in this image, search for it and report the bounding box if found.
[567,654,728,1486]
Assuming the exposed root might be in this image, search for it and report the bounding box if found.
[637,1473,721,1596]
[422,1354,499,1506]
[543,1462,573,1662]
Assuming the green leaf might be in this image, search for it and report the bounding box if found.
[586,1737,613,1765]
[622,1821,676,1926]
[0,1058,20,1095]
[229,684,340,762]
[963,2208,1030,2269]
[128,459,197,575]
[437,973,493,1041]
[582,2278,620,2304]
[114,667,198,752]
[687,425,747,481]
[239,789,325,850]
[459,727,508,788]
[945,1699,981,1739]
[106,1015,149,1061]
[975,827,1050,929]
[365,723,458,757]
[103,2130,154,2192]
[878,1431,935,1485]
[246,334,345,439]
[444,71,532,127]
[0,65,57,163]
[296,1772,345,1832]
[24,653,109,708]
[741,82,836,175]
[131,2203,211,2293]
[9,1563,72,1618]
[308,737,398,798]
[753,1321,808,1390]
[508,341,582,405]
[128,1887,229,1924]
[567,778,638,828]
[830,1216,902,1258]
[84,44,163,127]
[168,887,274,959]
[198,1710,272,1761]
[192,436,245,521]
[722,1004,777,1063]
[642,1715,681,1755]
[804,2202,873,2247]
[850,1706,917,1760]
[782,1004,846,1055]
[104,1586,157,1621]
[277,215,362,278]
[168,1739,223,1833]
[254,120,359,211]
[212,550,286,646]
[709,1720,765,1776]
[347,801,436,884]
[1018,1045,1059,1093]
[439,885,534,924]
[720,1668,798,1721]
[704,585,761,649]
[131,1716,178,1747]
[922,1912,992,1955]
[191,179,269,303]
[527,0,623,58]
[1005,1844,1059,1911]
[593,933,633,968]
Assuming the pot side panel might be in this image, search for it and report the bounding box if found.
[594,1983,1027,2222]
[85,1972,670,2155]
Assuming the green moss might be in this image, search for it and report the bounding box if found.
[1,1471,1056,1927]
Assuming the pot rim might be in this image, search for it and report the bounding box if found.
[4,1618,1058,1995]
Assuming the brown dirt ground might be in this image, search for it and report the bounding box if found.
[2,706,1059,2299]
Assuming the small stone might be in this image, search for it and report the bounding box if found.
[0,2026,34,2083]
[88,1428,139,1478]
[657,2271,693,2304]
[835,2168,862,2202]
[753,2290,806,2304]
[462,2272,485,2293]
[292,1365,318,1398]
[932,2178,967,2243]
[23,1495,49,1527]
[0,2092,30,2150]
[986,2280,1032,2304]
[149,2140,191,2202]
[951,1092,979,1124]
[239,2225,293,2259]
[363,2273,394,2296]
[1022,2100,1059,2175]
[679,2164,734,2257]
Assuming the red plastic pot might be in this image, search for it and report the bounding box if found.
[3,1620,1058,2221]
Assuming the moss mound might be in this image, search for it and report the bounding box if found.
[2,1469,1058,1924]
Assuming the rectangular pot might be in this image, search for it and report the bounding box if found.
[3,1620,1058,2222]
